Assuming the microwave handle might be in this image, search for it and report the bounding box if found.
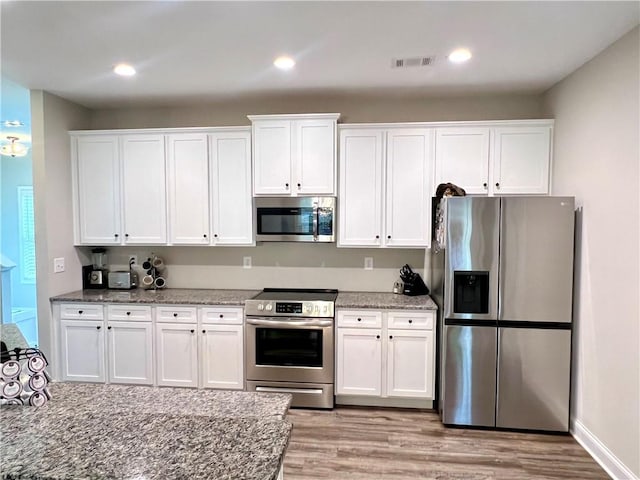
[312,203,319,241]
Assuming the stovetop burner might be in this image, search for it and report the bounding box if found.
[245,288,338,318]
[252,288,338,302]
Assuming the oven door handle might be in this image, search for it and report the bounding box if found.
[246,318,332,328]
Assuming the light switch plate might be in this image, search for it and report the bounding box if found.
[364,257,374,270]
[53,257,65,273]
[243,256,252,269]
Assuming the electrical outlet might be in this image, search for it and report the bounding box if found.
[129,255,138,266]
[243,256,252,269]
[364,257,374,270]
[53,257,65,273]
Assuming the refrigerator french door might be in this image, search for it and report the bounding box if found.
[439,196,574,432]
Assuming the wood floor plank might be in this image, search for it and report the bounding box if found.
[283,406,608,480]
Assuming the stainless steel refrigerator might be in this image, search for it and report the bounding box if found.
[432,196,574,432]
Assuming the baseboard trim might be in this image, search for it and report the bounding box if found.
[571,419,638,480]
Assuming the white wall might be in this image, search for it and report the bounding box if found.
[543,26,639,479]
[90,92,545,129]
[31,91,91,364]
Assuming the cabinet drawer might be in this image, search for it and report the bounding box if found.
[387,311,434,330]
[59,303,104,320]
[107,304,152,321]
[156,306,198,323]
[337,310,382,328]
[200,307,243,325]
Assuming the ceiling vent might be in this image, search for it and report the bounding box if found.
[391,56,435,68]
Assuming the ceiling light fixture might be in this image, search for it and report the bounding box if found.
[2,120,24,128]
[114,63,136,76]
[448,48,472,64]
[273,56,295,70]
[0,136,28,157]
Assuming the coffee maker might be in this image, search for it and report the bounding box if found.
[83,248,109,289]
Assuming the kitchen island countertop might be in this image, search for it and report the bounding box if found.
[0,383,291,480]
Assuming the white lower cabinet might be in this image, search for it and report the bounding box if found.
[336,328,382,396]
[60,319,106,383]
[336,309,435,403]
[200,325,244,389]
[386,329,433,398]
[56,302,243,390]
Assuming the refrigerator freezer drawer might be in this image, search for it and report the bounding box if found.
[497,327,571,431]
[442,325,497,427]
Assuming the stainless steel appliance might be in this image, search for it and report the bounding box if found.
[245,288,338,408]
[255,197,335,242]
[107,271,138,290]
[433,196,574,432]
[84,248,109,289]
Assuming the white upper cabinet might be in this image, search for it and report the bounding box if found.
[492,126,551,195]
[434,121,552,196]
[167,134,210,245]
[209,130,254,245]
[73,135,121,245]
[249,113,339,196]
[338,127,432,248]
[121,135,167,244]
[385,129,432,247]
[71,127,253,247]
[435,128,490,194]
[338,130,384,247]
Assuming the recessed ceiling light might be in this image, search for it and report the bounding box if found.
[448,48,472,64]
[274,56,295,70]
[114,63,136,76]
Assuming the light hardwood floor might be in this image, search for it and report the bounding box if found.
[284,407,608,480]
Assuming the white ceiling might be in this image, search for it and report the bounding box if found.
[1,1,638,109]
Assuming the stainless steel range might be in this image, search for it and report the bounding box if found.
[245,288,338,409]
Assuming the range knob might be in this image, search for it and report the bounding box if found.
[322,305,329,314]
[304,304,313,314]
[265,303,273,312]
[257,304,264,311]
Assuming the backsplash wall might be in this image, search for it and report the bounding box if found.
[92,244,427,292]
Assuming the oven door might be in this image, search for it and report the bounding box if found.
[245,317,334,384]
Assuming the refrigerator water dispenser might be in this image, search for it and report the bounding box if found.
[453,271,489,314]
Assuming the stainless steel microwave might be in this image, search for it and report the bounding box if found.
[255,197,336,242]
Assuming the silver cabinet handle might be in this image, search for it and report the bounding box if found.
[246,318,332,328]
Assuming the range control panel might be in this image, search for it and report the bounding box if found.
[245,300,335,318]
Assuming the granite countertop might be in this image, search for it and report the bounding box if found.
[50,288,260,306]
[336,291,438,310]
[50,288,437,311]
[0,382,292,480]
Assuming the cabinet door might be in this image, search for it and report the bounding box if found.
[155,323,198,387]
[200,325,244,390]
[106,321,153,385]
[210,131,254,245]
[74,135,121,245]
[338,129,384,247]
[385,129,432,247]
[336,328,382,396]
[121,135,167,244]
[167,134,210,244]
[492,126,551,195]
[386,329,433,398]
[253,120,291,195]
[435,128,490,195]
[294,119,336,195]
[60,320,105,382]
